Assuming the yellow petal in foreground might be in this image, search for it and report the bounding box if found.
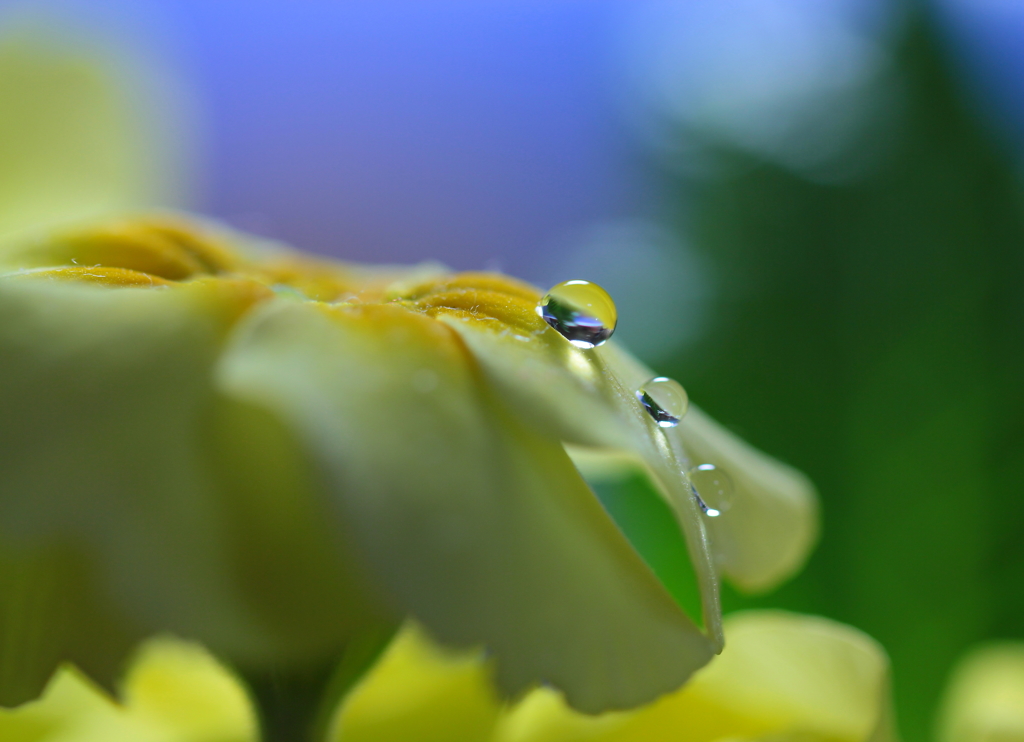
[0,637,255,742]
[330,626,500,742]
[0,613,894,742]
[335,611,896,742]
[498,610,896,742]
[938,643,1024,742]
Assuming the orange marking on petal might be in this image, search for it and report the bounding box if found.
[137,217,244,274]
[395,272,541,303]
[410,288,545,335]
[10,266,175,287]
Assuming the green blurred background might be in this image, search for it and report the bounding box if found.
[664,14,1024,742]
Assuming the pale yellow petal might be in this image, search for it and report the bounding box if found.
[217,300,714,713]
[675,406,818,592]
[0,277,262,705]
[938,643,1024,742]
[684,611,896,742]
[492,610,896,742]
[436,317,725,649]
[604,344,819,593]
[330,625,500,742]
[0,22,188,237]
[122,638,256,742]
[0,274,383,701]
[0,638,255,742]
[0,667,122,742]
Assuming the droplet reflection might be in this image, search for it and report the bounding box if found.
[636,376,688,428]
[689,463,733,518]
[537,279,617,348]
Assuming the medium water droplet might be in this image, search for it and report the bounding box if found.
[636,376,688,428]
[537,279,617,349]
[690,464,734,518]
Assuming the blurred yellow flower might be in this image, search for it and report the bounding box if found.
[938,642,1024,742]
[0,611,897,742]
[0,638,254,742]
[0,17,186,239]
[332,611,897,742]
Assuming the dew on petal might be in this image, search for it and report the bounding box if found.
[690,464,734,518]
[636,376,689,428]
[536,279,617,348]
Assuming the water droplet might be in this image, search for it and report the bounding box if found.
[636,376,688,428]
[689,464,734,518]
[537,279,617,348]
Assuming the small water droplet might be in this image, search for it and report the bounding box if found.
[690,464,734,518]
[537,279,617,348]
[636,376,688,428]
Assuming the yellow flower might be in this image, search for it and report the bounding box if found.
[0,215,815,721]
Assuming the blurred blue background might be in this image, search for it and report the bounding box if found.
[4,1,1024,740]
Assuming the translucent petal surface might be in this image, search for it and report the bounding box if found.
[675,406,818,592]
[604,344,819,593]
[218,300,714,712]
[443,307,816,643]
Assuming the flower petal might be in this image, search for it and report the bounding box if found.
[675,611,897,742]
[0,637,256,742]
[0,542,146,707]
[426,313,725,648]
[0,26,185,237]
[938,643,1024,742]
[492,610,897,742]
[0,276,385,701]
[121,638,256,741]
[330,625,500,742]
[217,300,715,713]
[438,307,815,647]
[0,665,135,741]
[674,406,818,592]
[601,344,819,594]
[0,277,255,704]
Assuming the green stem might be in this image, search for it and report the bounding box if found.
[247,663,337,742]
[244,625,398,742]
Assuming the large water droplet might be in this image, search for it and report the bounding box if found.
[537,279,617,349]
[689,464,734,518]
[636,376,689,428]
